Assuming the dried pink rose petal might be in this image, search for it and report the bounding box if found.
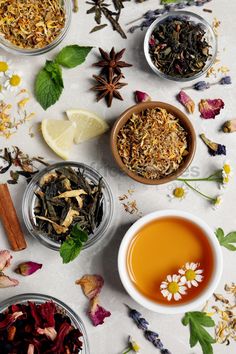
[75,274,104,300]
[199,99,225,119]
[37,327,57,341]
[177,90,195,114]
[0,250,12,271]
[134,90,151,103]
[15,261,42,276]
[89,296,111,326]
[0,311,23,329]
[0,274,19,288]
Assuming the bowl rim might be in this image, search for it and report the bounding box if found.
[22,161,114,251]
[0,0,72,56]
[144,10,218,82]
[118,209,223,314]
[110,101,196,185]
[0,293,90,354]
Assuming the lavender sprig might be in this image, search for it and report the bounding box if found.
[183,76,232,91]
[128,0,212,32]
[126,305,171,353]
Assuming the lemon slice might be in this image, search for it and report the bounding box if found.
[66,109,109,144]
[41,119,75,160]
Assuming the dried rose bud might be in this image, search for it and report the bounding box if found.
[177,90,195,114]
[0,274,19,288]
[0,250,12,272]
[222,119,236,133]
[15,261,42,276]
[134,90,151,103]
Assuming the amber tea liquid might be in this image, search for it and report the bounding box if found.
[127,217,214,305]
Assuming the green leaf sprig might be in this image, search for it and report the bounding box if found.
[35,45,92,110]
[215,228,236,251]
[182,311,215,354]
[60,224,88,264]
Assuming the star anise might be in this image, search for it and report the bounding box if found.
[92,71,127,107]
[93,47,132,76]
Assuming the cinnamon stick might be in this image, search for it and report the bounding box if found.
[0,184,27,251]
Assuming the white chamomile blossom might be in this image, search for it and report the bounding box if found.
[5,71,23,92]
[221,161,233,188]
[212,195,223,210]
[160,274,187,301]
[179,262,203,288]
[168,185,188,201]
[0,56,12,76]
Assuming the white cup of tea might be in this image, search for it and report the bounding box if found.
[118,209,223,314]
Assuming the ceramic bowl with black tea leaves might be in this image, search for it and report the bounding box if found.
[22,162,114,251]
[144,11,217,82]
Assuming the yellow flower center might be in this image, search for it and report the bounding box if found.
[167,281,179,294]
[9,74,21,87]
[0,61,8,72]
[173,187,185,198]
[223,164,231,175]
[185,269,196,281]
[214,196,221,205]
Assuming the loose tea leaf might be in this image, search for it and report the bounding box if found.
[215,228,236,251]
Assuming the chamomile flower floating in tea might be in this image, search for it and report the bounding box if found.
[5,71,22,92]
[160,274,187,301]
[179,262,204,288]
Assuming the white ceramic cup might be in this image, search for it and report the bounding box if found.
[118,210,223,314]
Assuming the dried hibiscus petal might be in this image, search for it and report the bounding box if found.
[37,327,57,341]
[15,261,42,276]
[0,311,23,330]
[45,322,72,354]
[75,274,104,300]
[199,99,225,119]
[177,90,195,114]
[29,301,56,328]
[89,296,111,326]
[0,250,12,271]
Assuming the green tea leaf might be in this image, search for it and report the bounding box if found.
[35,65,63,110]
[215,228,236,251]
[55,45,93,68]
[182,312,215,354]
[60,238,82,264]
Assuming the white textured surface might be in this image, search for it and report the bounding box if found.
[0,1,236,353]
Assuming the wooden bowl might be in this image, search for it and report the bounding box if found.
[111,101,196,185]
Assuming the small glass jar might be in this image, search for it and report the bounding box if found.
[144,11,217,82]
[0,0,72,56]
[22,161,114,251]
[0,293,90,354]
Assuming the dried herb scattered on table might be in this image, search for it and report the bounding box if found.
[0,0,65,49]
[34,166,104,248]
[86,0,130,37]
[149,16,211,78]
[200,133,226,156]
[92,47,132,107]
[117,108,188,179]
[0,301,83,353]
[0,146,48,184]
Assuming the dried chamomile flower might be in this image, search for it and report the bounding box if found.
[5,71,23,92]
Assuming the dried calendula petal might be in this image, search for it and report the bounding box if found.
[55,190,87,199]
[75,274,104,300]
[225,283,236,295]
[199,99,225,119]
[178,90,195,114]
[35,216,68,234]
[61,209,80,228]
[89,296,111,326]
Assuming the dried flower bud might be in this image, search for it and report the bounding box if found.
[177,90,195,114]
[0,274,19,288]
[222,119,236,133]
[134,90,151,103]
[0,250,12,272]
[145,330,163,349]
[193,81,210,91]
[15,261,42,276]
[219,76,232,85]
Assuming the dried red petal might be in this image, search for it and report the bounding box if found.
[89,296,111,326]
[37,327,57,341]
[29,301,56,328]
[45,322,72,354]
[177,90,195,114]
[76,274,104,300]
[199,99,225,119]
[0,312,23,330]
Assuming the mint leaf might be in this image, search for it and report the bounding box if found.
[160,0,181,4]
[35,65,63,110]
[60,238,82,264]
[215,228,236,251]
[55,45,93,68]
[45,60,64,88]
[182,312,215,354]
[60,225,88,263]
